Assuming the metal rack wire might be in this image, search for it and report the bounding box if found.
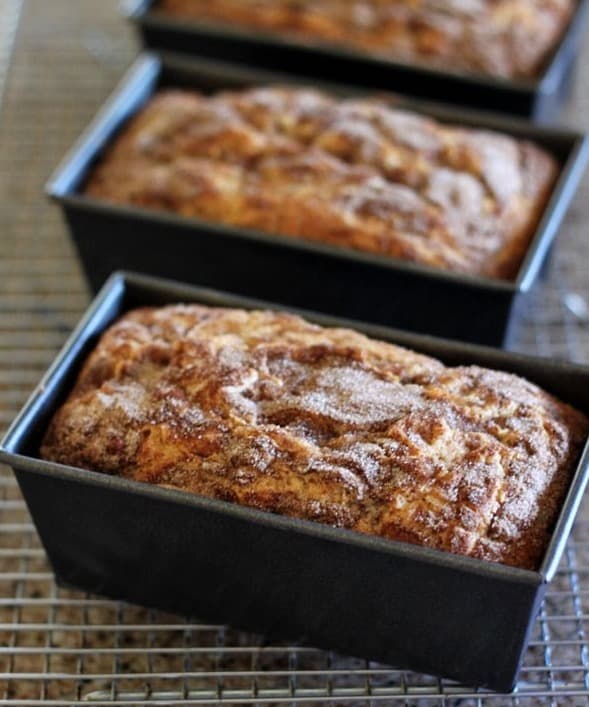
[1,1,589,703]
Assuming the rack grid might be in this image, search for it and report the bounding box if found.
[1,1,589,703]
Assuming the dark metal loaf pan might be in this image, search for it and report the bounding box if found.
[2,271,589,692]
[46,53,589,348]
[125,0,589,122]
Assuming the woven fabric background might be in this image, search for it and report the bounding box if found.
[0,1,588,704]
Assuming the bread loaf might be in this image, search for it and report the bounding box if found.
[41,305,589,570]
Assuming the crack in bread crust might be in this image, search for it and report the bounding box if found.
[40,305,589,570]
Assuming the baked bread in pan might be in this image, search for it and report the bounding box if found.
[84,87,558,280]
[157,0,574,80]
[41,305,589,570]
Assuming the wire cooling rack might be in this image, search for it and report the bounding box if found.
[1,1,589,704]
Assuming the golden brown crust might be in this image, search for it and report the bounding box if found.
[84,87,559,280]
[157,0,574,80]
[41,305,589,570]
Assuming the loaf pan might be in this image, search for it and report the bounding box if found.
[46,53,589,347]
[2,270,589,692]
[125,0,589,122]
